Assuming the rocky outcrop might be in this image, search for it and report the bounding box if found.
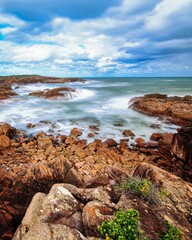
[171,127,192,182]
[0,75,85,85]
[0,124,148,239]
[0,84,17,100]
[29,87,76,100]
[13,164,192,240]
[130,94,192,127]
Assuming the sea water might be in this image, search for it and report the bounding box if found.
[0,77,192,141]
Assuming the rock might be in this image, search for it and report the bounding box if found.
[0,123,17,138]
[37,137,53,149]
[135,138,145,147]
[104,138,118,148]
[29,87,76,100]
[13,223,84,240]
[145,141,159,148]
[0,135,11,150]
[133,162,192,239]
[0,75,85,85]
[88,133,95,138]
[70,128,82,139]
[42,184,80,221]
[150,133,163,141]
[82,200,114,231]
[130,94,192,127]
[122,129,135,137]
[0,84,17,100]
[171,127,192,182]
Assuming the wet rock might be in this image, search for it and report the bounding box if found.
[130,94,192,127]
[135,138,145,147]
[150,133,163,141]
[104,138,118,148]
[70,128,82,139]
[0,84,17,100]
[29,87,76,100]
[122,129,135,137]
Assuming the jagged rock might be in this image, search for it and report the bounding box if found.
[150,133,163,141]
[82,200,114,231]
[133,162,192,239]
[70,128,82,139]
[0,123,17,138]
[42,184,80,221]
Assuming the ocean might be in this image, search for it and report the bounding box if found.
[1,77,192,141]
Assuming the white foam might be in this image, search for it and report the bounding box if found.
[70,89,95,100]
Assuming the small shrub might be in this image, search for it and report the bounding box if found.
[98,209,147,240]
[159,221,183,240]
[115,177,168,205]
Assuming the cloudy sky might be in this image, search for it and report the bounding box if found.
[0,0,192,77]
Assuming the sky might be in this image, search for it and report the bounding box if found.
[0,0,192,77]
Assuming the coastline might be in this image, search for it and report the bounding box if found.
[0,76,192,239]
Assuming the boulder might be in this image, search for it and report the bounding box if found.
[37,137,53,150]
[122,129,135,137]
[0,135,11,150]
[70,128,82,139]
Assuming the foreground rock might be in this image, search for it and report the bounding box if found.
[0,124,147,239]
[130,93,192,127]
[13,163,192,240]
[29,87,76,99]
[131,127,192,183]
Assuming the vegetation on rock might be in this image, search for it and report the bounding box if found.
[98,209,147,240]
[115,177,168,205]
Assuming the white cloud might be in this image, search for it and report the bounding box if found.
[145,0,192,30]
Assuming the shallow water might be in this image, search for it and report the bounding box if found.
[1,77,192,141]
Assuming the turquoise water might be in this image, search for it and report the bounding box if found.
[0,77,192,141]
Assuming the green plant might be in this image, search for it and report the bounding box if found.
[159,221,182,240]
[115,177,168,205]
[98,209,147,240]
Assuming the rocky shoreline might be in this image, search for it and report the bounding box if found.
[0,123,192,239]
[129,93,192,127]
[0,77,192,239]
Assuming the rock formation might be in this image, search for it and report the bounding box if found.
[130,94,192,127]
[29,87,76,100]
[12,163,192,239]
[0,85,17,100]
[0,75,85,85]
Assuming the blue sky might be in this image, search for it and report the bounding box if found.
[0,0,192,77]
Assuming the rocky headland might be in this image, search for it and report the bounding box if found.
[129,93,192,127]
[0,75,85,85]
[0,75,85,100]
